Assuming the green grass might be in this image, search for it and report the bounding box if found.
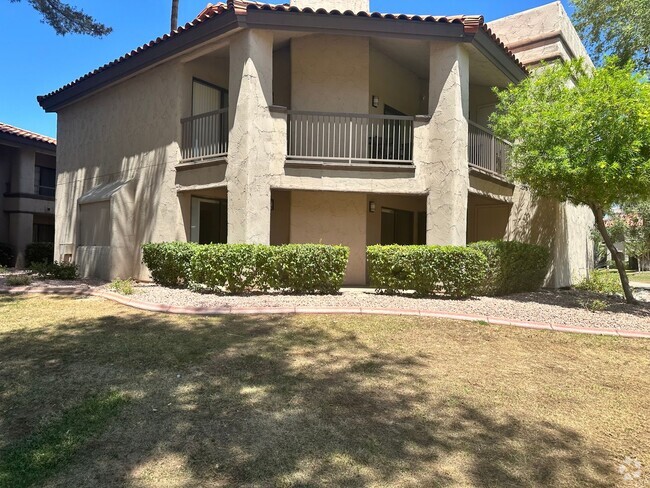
[0,391,127,488]
[630,271,650,284]
[0,295,648,487]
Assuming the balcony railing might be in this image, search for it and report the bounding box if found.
[180,108,228,162]
[287,111,414,165]
[468,120,511,176]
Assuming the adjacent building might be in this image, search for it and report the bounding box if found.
[38,0,593,285]
[0,122,56,267]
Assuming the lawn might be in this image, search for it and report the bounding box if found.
[0,296,648,487]
[630,271,650,284]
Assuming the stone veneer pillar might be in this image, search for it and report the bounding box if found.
[422,42,470,246]
[227,29,274,244]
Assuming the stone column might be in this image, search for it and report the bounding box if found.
[12,148,36,194]
[9,213,33,268]
[419,42,470,246]
[227,29,275,244]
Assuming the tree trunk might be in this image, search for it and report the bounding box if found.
[591,205,637,304]
[171,0,179,31]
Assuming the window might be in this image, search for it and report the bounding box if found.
[33,223,55,243]
[381,208,414,245]
[34,166,56,197]
[190,197,227,244]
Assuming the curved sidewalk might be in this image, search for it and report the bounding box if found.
[2,285,649,339]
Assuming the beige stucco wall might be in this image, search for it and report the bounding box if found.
[289,190,366,285]
[55,60,186,280]
[290,0,368,12]
[489,1,594,67]
[369,47,425,116]
[270,189,291,245]
[291,35,369,113]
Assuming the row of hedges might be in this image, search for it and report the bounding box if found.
[142,240,550,297]
[0,242,54,268]
[142,243,349,294]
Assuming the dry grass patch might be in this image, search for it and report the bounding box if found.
[0,295,648,487]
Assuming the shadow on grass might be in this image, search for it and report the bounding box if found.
[0,296,613,487]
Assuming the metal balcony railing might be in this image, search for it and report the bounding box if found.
[287,111,415,165]
[468,120,511,176]
[180,108,228,161]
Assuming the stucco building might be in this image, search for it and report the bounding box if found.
[38,0,593,285]
[0,122,56,267]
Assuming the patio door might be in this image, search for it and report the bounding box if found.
[381,208,414,245]
[190,197,227,244]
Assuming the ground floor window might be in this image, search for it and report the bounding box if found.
[32,223,54,243]
[191,197,227,244]
[381,208,414,245]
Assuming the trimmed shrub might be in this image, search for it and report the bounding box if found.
[269,244,349,294]
[5,274,32,286]
[186,244,350,295]
[25,242,54,266]
[469,240,551,296]
[108,277,135,295]
[189,244,271,294]
[0,243,14,268]
[31,261,78,280]
[367,245,488,298]
[141,242,198,287]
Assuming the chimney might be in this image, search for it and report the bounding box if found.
[290,0,369,12]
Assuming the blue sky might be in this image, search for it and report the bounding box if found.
[0,0,572,138]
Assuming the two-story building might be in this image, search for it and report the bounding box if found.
[38,0,593,285]
[0,122,56,267]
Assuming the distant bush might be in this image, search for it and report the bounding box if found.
[0,243,14,268]
[25,242,54,266]
[31,261,78,280]
[141,242,198,287]
[367,245,488,298]
[575,270,623,296]
[5,274,32,286]
[469,241,551,296]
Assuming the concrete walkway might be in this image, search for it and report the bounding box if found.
[1,285,649,340]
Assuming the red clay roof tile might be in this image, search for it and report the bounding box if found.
[0,122,56,146]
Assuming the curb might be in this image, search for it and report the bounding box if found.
[1,286,649,340]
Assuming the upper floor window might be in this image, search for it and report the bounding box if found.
[192,78,228,115]
[34,166,55,197]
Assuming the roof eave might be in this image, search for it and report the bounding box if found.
[0,132,56,152]
[468,28,528,83]
[38,10,241,112]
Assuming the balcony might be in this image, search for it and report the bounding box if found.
[180,108,228,162]
[286,111,415,166]
[468,120,511,177]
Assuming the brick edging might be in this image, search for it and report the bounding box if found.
[2,286,649,339]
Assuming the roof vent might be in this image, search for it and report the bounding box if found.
[289,0,369,12]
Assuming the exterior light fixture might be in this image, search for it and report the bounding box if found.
[372,95,379,108]
[369,201,376,213]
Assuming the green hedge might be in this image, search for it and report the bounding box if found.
[25,242,54,266]
[469,240,550,296]
[367,245,488,298]
[269,244,349,294]
[141,242,198,287]
[142,242,349,295]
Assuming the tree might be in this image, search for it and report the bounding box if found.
[9,0,111,36]
[572,0,650,69]
[490,58,650,304]
[171,0,179,31]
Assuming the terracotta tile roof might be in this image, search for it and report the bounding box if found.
[0,122,56,146]
[38,0,525,108]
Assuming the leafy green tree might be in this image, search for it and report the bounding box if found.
[572,0,650,69]
[491,58,650,304]
[9,0,111,36]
